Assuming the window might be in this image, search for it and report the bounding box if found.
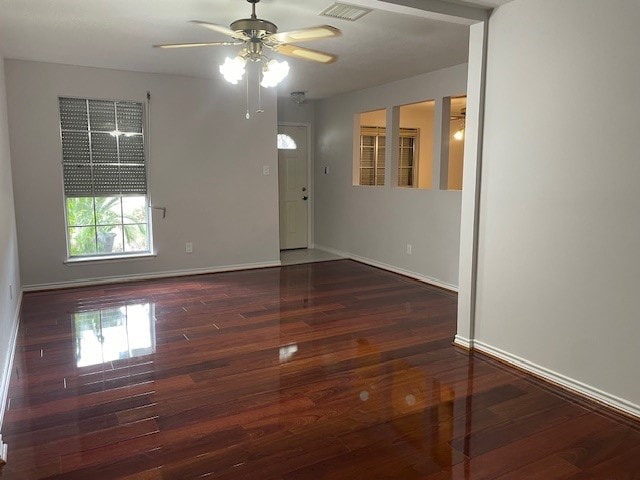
[448,95,467,190]
[59,97,151,259]
[398,128,418,187]
[398,100,435,189]
[359,126,386,186]
[355,109,386,186]
[277,133,297,150]
[358,126,418,187]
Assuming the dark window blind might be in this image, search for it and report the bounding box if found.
[59,97,146,197]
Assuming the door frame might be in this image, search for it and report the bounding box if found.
[277,122,313,249]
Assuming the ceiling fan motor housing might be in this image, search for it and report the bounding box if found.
[230,18,278,39]
[154,0,339,65]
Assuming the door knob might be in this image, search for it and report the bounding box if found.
[302,187,307,192]
[303,196,308,200]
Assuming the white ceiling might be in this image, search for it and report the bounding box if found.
[0,0,511,99]
[440,0,513,6]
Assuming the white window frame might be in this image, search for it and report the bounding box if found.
[398,127,419,188]
[58,96,154,262]
[359,126,386,186]
[356,126,419,187]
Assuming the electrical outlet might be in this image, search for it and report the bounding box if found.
[9,284,12,301]
[406,244,412,255]
[185,242,193,254]
[263,165,270,175]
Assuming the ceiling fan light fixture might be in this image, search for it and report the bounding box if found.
[219,56,247,84]
[157,0,339,116]
[260,59,290,88]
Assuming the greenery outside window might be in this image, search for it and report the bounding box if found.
[59,97,151,259]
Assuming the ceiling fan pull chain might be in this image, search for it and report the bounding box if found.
[245,66,251,120]
[256,67,264,114]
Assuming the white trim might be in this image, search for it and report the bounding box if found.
[456,21,488,344]
[472,340,640,420]
[1,291,22,433]
[453,334,474,349]
[64,252,157,265]
[375,0,490,24]
[314,244,458,292]
[0,434,6,465]
[22,260,281,292]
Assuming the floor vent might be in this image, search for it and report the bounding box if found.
[319,2,372,21]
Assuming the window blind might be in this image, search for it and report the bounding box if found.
[59,97,146,197]
[398,128,417,187]
[359,126,386,186]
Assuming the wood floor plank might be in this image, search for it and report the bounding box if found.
[0,260,637,479]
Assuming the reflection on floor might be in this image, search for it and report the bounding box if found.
[280,247,343,266]
[74,303,155,367]
[1,260,639,479]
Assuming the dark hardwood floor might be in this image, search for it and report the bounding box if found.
[1,260,638,479]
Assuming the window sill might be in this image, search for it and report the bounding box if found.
[64,252,157,265]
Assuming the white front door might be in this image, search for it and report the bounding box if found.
[278,125,308,250]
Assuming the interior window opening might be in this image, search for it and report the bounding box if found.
[398,100,435,189]
[355,109,386,186]
[448,95,467,190]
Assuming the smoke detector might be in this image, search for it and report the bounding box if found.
[291,91,306,105]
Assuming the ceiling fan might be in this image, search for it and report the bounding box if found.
[153,0,342,65]
[451,107,466,141]
[450,108,466,121]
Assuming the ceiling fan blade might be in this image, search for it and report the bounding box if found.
[189,20,248,40]
[265,25,341,44]
[154,41,244,49]
[271,44,337,64]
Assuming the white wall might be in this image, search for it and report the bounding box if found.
[277,96,315,125]
[6,60,281,288]
[474,0,640,411]
[399,102,435,189]
[314,64,467,290]
[0,55,21,429]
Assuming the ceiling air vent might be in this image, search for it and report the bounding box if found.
[319,2,372,21]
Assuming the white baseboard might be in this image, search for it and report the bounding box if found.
[453,335,474,349]
[472,339,640,420]
[1,291,22,433]
[22,260,282,292]
[313,244,458,292]
[0,435,6,466]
